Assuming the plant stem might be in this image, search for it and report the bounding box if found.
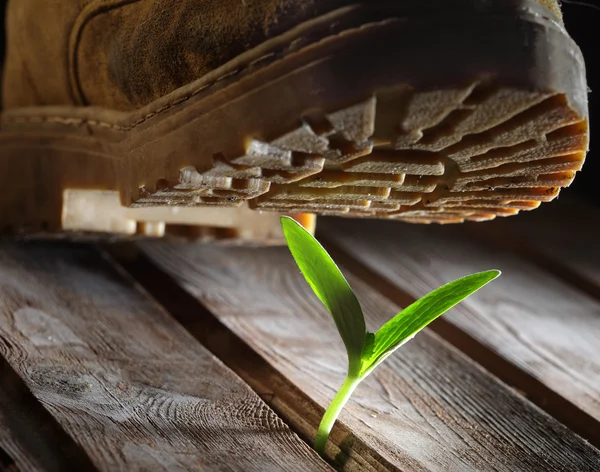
[314,375,361,457]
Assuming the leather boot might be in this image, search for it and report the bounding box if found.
[0,0,589,241]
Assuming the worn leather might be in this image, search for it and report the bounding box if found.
[76,0,353,110]
[3,0,85,108]
[2,0,564,112]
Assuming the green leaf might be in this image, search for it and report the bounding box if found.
[362,331,375,360]
[360,270,500,376]
[281,217,366,376]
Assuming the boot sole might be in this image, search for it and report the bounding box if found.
[0,1,589,241]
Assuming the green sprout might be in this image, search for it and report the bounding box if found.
[280,216,500,458]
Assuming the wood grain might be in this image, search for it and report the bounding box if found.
[140,241,600,471]
[477,197,600,298]
[319,215,600,445]
[0,243,329,472]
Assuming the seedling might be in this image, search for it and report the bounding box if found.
[280,216,500,458]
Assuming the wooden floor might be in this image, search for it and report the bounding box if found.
[1,195,599,471]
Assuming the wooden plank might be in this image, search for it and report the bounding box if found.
[477,196,600,298]
[138,242,600,471]
[0,243,329,472]
[319,215,600,446]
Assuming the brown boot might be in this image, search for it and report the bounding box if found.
[0,0,589,241]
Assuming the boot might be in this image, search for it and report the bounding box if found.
[0,0,589,242]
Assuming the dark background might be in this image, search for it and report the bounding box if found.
[562,2,598,204]
[0,2,597,203]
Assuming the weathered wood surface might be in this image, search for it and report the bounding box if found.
[0,243,329,472]
[320,216,600,446]
[140,242,600,471]
[479,197,600,298]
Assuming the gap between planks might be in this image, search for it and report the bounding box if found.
[0,353,99,472]
[115,241,600,471]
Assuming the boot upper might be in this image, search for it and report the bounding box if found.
[2,0,564,112]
